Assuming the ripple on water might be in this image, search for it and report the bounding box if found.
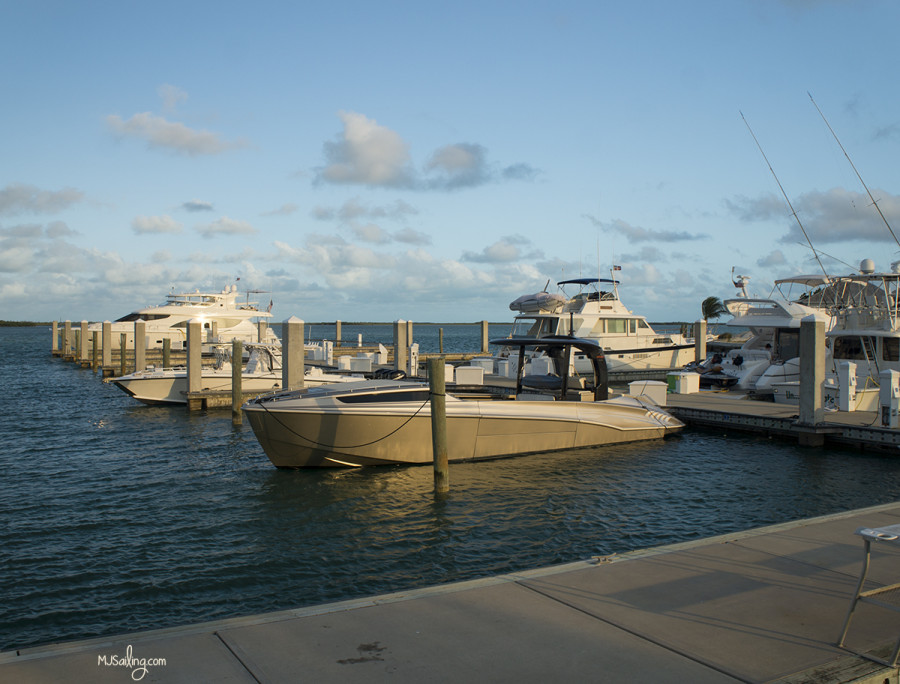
[4,327,900,650]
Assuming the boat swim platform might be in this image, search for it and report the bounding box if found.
[6,503,900,683]
[665,391,900,451]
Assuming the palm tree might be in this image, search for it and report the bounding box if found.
[701,296,727,321]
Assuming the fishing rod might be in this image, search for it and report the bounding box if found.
[740,111,829,277]
[808,91,900,251]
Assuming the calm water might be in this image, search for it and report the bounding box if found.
[3,325,900,651]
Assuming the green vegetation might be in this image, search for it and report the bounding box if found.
[0,321,51,327]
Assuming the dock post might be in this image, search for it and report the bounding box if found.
[210,321,218,343]
[407,320,414,346]
[119,333,127,376]
[283,316,305,389]
[429,357,449,495]
[63,320,72,358]
[232,339,243,426]
[480,321,489,353]
[694,320,707,362]
[91,331,99,372]
[257,320,268,344]
[79,320,89,366]
[439,327,444,354]
[162,338,171,369]
[394,320,408,373]
[797,315,825,445]
[335,320,342,347]
[186,319,202,410]
[134,320,146,372]
[74,328,81,364]
[51,321,59,354]
[101,321,112,372]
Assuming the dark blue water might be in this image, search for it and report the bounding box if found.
[3,325,900,652]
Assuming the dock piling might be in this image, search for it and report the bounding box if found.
[186,319,202,410]
[394,320,408,373]
[694,320,707,362]
[101,321,111,373]
[428,357,449,495]
[134,320,146,373]
[480,321,489,353]
[119,333,127,376]
[162,338,171,369]
[283,316,305,389]
[232,339,242,426]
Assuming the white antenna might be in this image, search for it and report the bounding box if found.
[809,92,900,251]
[741,111,829,277]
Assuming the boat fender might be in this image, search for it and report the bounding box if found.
[733,355,743,368]
[373,368,407,380]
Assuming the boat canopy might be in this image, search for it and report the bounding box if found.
[558,277,619,286]
[489,335,608,400]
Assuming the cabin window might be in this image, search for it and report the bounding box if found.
[638,320,651,329]
[628,319,636,334]
[560,317,583,335]
[832,336,866,360]
[775,330,800,361]
[884,338,899,362]
[512,318,556,337]
[607,319,626,334]
[590,320,605,335]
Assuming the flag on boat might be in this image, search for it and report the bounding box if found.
[612,265,622,271]
[267,299,273,313]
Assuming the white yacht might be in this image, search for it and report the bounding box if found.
[773,260,900,408]
[692,274,835,394]
[504,277,696,373]
[88,285,278,349]
[243,336,683,468]
[111,344,362,405]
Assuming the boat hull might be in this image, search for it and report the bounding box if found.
[244,397,682,468]
[114,372,283,405]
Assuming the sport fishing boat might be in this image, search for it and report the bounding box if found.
[111,344,361,405]
[243,336,684,468]
[88,285,277,349]
[689,274,835,394]
[503,276,696,373]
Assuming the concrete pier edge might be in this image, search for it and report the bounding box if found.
[5,499,900,666]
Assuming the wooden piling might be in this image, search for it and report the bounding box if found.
[186,319,202,411]
[439,328,444,354]
[394,320,408,373]
[134,320,146,373]
[119,333,127,376]
[91,332,99,372]
[335,320,342,347]
[283,317,305,390]
[480,321,489,354]
[63,320,72,358]
[101,321,112,372]
[162,338,171,369]
[694,320,707,363]
[798,316,825,439]
[429,357,449,494]
[51,321,59,354]
[232,339,242,426]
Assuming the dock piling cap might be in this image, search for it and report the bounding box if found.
[856,524,900,543]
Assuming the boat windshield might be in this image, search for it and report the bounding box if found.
[511,317,558,337]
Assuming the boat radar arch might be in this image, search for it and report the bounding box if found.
[860,258,875,274]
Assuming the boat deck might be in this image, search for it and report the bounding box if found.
[5,502,900,682]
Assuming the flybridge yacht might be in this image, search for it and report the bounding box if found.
[88,285,278,349]
[505,277,696,373]
[692,274,836,393]
[243,336,684,468]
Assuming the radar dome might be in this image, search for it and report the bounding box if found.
[860,258,875,274]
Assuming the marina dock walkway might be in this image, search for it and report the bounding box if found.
[5,502,900,682]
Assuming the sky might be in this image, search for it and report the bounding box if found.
[2,0,899,324]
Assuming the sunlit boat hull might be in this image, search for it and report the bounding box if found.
[243,382,683,468]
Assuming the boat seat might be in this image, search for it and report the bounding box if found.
[838,523,900,666]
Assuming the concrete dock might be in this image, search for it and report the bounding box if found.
[5,502,900,682]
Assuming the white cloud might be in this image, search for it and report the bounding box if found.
[196,217,257,238]
[727,187,900,244]
[261,203,299,217]
[181,199,214,212]
[0,183,84,216]
[132,215,183,235]
[317,111,414,187]
[584,215,707,243]
[158,83,188,113]
[107,112,245,156]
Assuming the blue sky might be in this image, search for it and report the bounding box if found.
[2,0,899,324]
